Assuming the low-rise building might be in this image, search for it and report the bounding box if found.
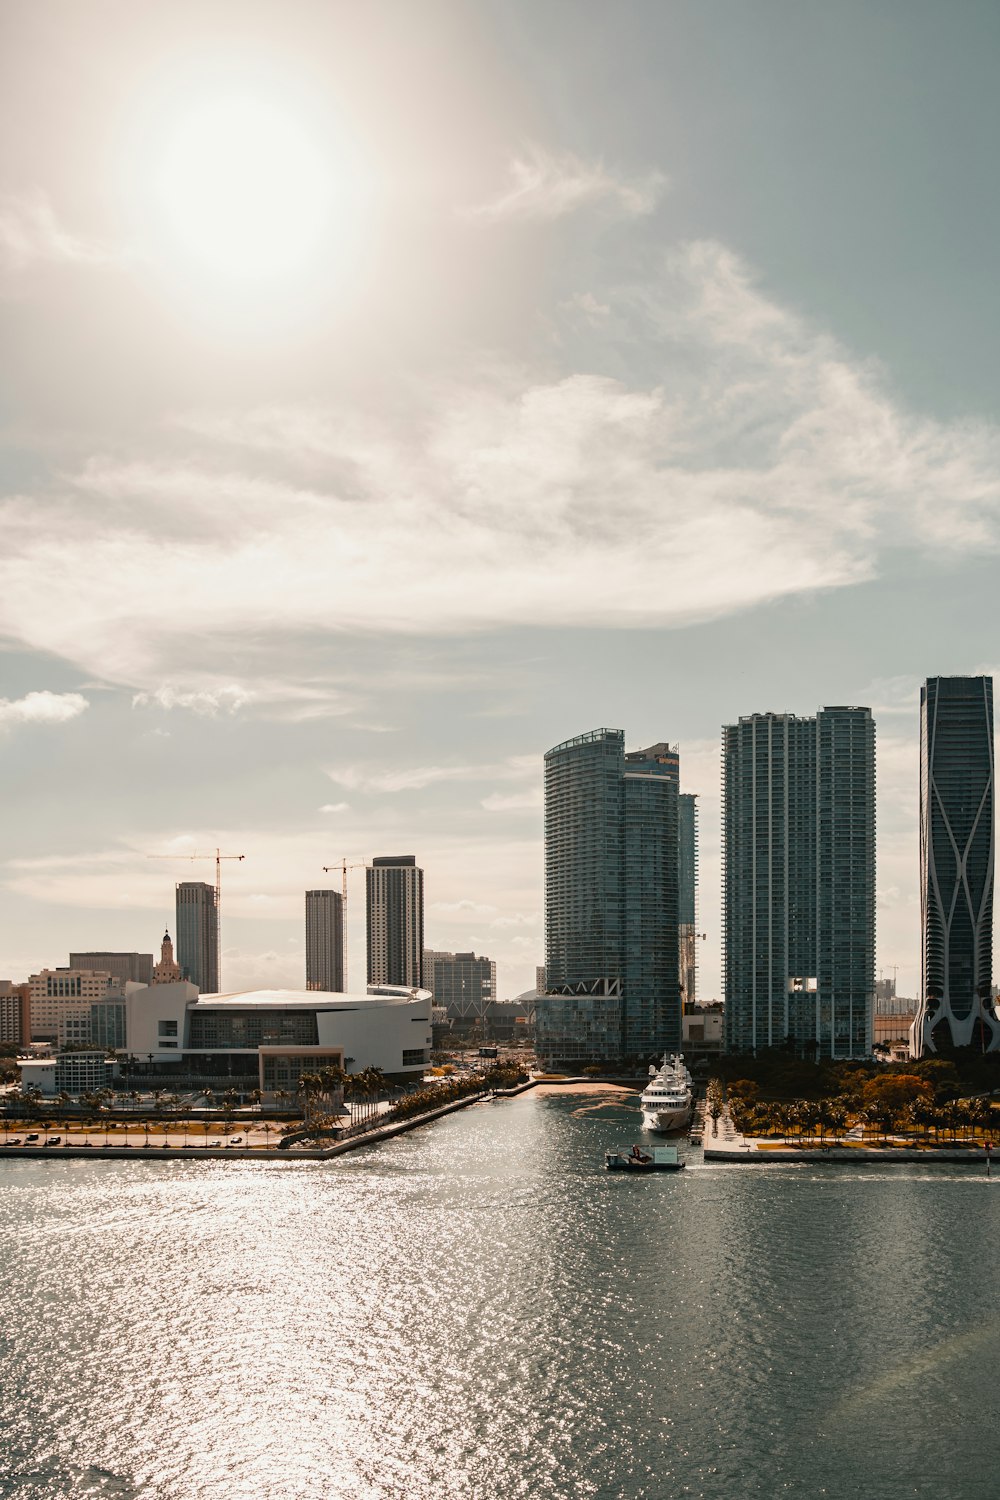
[19,1050,115,1098]
[122,983,433,1090]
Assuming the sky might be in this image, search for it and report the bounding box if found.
[2,0,1000,1001]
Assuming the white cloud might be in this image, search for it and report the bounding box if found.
[481,789,543,812]
[132,683,252,716]
[326,755,536,795]
[2,241,1000,694]
[131,679,352,722]
[0,190,123,272]
[466,145,665,222]
[319,802,350,814]
[0,690,88,726]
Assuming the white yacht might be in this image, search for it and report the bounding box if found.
[640,1054,694,1133]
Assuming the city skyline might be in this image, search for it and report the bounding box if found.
[3,3,1000,1001]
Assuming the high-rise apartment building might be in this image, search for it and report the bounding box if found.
[176,882,219,994]
[723,707,875,1057]
[912,676,999,1054]
[306,889,345,992]
[539,729,679,1066]
[422,950,496,1018]
[367,856,424,987]
[0,981,31,1046]
[678,793,698,1006]
[69,951,154,985]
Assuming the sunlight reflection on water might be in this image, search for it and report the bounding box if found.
[1,1094,999,1499]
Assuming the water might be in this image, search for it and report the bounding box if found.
[1,1088,999,1500]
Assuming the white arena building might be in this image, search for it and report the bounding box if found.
[123,983,433,1093]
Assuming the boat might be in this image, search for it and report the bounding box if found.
[605,1144,685,1172]
[639,1054,694,1133]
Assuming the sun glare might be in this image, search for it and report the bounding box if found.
[156,97,339,283]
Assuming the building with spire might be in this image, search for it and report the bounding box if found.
[151,930,183,985]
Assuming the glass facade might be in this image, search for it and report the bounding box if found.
[724,708,874,1057]
[90,1000,126,1051]
[539,729,680,1065]
[188,1008,320,1050]
[915,676,998,1053]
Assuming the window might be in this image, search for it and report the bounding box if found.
[158,1020,179,1038]
[402,1048,427,1067]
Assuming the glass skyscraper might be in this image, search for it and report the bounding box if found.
[538,729,679,1066]
[678,793,698,1006]
[723,707,875,1057]
[913,676,999,1054]
[176,882,219,995]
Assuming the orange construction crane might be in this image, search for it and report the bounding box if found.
[322,857,368,991]
[148,847,246,989]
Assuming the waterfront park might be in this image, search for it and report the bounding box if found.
[0,1055,530,1157]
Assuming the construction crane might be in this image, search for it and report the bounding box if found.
[322,857,368,991]
[148,847,246,991]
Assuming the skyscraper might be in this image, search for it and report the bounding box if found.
[677,793,699,1006]
[723,706,875,1057]
[367,856,424,987]
[176,882,218,994]
[538,729,679,1066]
[912,676,999,1054]
[306,889,345,992]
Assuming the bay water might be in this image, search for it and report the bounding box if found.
[1,1087,998,1499]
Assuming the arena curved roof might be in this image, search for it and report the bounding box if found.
[190,986,432,1010]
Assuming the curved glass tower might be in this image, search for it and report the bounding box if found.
[914,676,999,1054]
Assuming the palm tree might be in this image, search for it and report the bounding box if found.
[262,1120,272,1151]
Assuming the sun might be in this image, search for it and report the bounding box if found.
[155,96,337,283]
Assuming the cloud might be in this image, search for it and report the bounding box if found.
[0,690,88,726]
[319,803,350,814]
[131,679,353,721]
[481,789,543,812]
[0,190,123,272]
[466,145,665,222]
[326,755,536,794]
[3,241,1000,694]
[132,683,252,717]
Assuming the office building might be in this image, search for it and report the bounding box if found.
[422,950,496,1019]
[678,793,698,1006]
[912,676,1000,1054]
[723,707,875,1057]
[0,981,31,1046]
[306,889,345,992]
[538,729,679,1066]
[367,857,424,987]
[28,968,119,1047]
[69,951,154,985]
[176,882,218,994]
